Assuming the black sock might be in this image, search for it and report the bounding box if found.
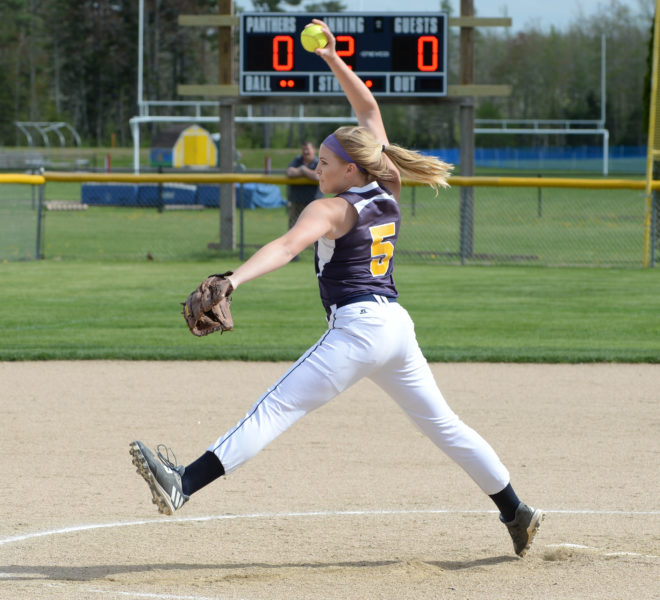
[489,483,521,523]
[181,451,225,496]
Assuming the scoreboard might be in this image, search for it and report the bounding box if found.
[240,13,448,97]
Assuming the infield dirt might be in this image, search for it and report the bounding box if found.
[1,361,658,599]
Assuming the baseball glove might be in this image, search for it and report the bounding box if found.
[182,272,234,337]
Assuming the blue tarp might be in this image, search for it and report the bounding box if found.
[195,183,286,208]
[81,183,138,206]
[237,183,286,209]
[138,184,197,205]
[82,182,285,209]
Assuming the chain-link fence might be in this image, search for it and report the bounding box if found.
[397,181,651,267]
[0,173,656,267]
[0,175,44,261]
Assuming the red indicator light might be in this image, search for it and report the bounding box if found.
[273,35,294,71]
[417,36,439,72]
[365,80,373,88]
[336,35,355,71]
[279,80,287,88]
[287,80,294,87]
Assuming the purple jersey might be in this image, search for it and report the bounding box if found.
[315,181,400,308]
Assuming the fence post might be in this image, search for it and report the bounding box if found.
[31,168,37,210]
[459,192,473,265]
[157,166,164,212]
[239,184,245,261]
[411,185,416,217]
[36,182,44,259]
[537,174,543,218]
[651,164,659,268]
[652,190,657,268]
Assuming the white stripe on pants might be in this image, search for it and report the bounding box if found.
[209,300,510,495]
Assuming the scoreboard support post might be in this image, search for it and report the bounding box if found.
[218,1,236,251]
[179,2,238,251]
[459,0,475,262]
[449,2,512,261]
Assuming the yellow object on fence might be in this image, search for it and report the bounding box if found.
[0,174,45,185]
[34,171,660,191]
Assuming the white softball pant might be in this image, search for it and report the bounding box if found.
[209,298,510,495]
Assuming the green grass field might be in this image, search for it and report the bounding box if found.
[1,260,658,362]
[1,161,658,363]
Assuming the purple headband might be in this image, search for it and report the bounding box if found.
[322,133,367,173]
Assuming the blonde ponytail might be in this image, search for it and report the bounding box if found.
[333,126,452,192]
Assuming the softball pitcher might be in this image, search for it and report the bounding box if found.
[130,19,543,557]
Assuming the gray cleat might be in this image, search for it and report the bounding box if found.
[501,502,544,557]
[129,441,189,515]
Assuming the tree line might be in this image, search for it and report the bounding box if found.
[0,0,653,150]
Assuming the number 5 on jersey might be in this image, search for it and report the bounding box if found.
[369,222,396,276]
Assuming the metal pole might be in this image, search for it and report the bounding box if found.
[138,0,144,115]
[411,186,416,217]
[31,168,36,210]
[157,166,163,212]
[600,34,606,127]
[652,191,657,268]
[643,4,660,267]
[131,119,140,174]
[653,162,659,268]
[601,36,609,176]
[35,182,44,259]
[133,0,145,174]
[239,184,245,261]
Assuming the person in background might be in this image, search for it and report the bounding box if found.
[286,141,324,244]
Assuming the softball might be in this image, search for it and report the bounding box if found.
[301,24,328,52]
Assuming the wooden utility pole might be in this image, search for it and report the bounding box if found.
[218,0,235,251]
[459,0,475,262]
[448,8,511,262]
[179,3,239,251]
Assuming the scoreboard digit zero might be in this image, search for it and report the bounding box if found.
[240,13,448,97]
